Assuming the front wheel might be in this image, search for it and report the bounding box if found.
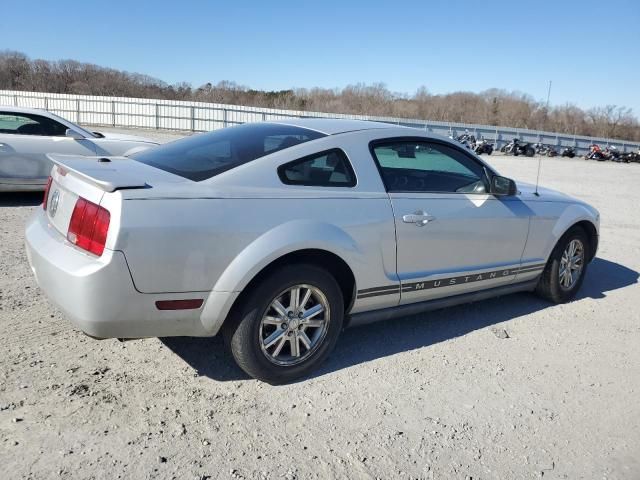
[535,227,589,303]
[224,264,344,384]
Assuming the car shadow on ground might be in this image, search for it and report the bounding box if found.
[164,256,637,383]
[0,192,43,207]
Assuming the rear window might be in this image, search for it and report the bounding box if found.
[130,123,325,181]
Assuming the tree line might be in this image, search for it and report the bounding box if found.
[1,51,638,141]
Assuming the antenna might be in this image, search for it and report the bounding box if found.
[534,153,542,196]
[546,80,552,111]
[535,79,552,197]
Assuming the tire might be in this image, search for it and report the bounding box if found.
[223,264,344,384]
[525,147,535,157]
[535,227,589,303]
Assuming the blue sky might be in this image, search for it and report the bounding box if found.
[3,0,639,115]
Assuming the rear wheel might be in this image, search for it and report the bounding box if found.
[224,264,344,384]
[536,227,589,303]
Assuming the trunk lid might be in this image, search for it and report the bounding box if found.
[46,154,186,192]
[44,154,188,238]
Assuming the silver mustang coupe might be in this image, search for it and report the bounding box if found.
[25,119,599,383]
[0,106,158,191]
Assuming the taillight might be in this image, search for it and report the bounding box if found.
[67,197,111,256]
[42,176,53,210]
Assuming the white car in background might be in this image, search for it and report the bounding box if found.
[0,106,158,191]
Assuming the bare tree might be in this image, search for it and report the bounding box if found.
[1,50,638,142]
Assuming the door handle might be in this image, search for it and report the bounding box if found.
[402,211,435,226]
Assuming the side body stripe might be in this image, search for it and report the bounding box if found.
[356,263,545,299]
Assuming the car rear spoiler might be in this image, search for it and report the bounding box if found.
[47,154,148,192]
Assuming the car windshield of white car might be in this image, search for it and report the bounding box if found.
[130,123,326,181]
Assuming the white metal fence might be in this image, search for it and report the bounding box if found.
[1,89,639,155]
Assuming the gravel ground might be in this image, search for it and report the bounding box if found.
[1,129,639,480]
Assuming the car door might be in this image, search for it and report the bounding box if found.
[0,111,97,188]
[370,138,531,305]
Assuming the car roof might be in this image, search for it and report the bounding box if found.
[0,105,52,116]
[266,118,402,135]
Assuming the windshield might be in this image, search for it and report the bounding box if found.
[130,123,326,181]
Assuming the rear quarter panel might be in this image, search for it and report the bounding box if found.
[117,196,397,312]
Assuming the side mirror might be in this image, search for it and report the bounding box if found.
[490,175,517,196]
[65,128,85,140]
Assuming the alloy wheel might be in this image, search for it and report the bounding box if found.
[258,284,331,366]
[559,239,584,290]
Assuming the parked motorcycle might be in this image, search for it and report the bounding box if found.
[474,139,493,155]
[535,143,557,156]
[620,151,640,163]
[604,146,623,162]
[538,144,558,157]
[585,144,605,161]
[561,146,576,158]
[504,138,535,157]
[456,133,476,150]
[534,143,543,155]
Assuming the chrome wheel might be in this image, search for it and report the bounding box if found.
[259,284,330,366]
[559,239,584,290]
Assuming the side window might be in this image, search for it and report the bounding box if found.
[0,112,67,137]
[371,141,487,193]
[278,149,356,187]
[0,113,37,135]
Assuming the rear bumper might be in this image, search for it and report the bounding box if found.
[25,210,213,338]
